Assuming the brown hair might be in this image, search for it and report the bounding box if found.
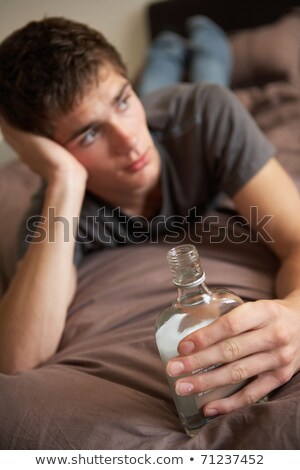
[0,17,127,136]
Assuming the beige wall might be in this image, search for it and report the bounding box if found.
[0,0,164,80]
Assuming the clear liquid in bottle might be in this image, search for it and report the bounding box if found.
[155,244,247,436]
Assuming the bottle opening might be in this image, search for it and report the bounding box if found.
[167,244,205,287]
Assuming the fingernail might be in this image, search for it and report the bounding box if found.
[167,361,184,376]
[205,408,219,417]
[176,382,194,395]
[180,341,195,355]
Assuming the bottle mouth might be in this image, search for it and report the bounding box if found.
[167,244,205,287]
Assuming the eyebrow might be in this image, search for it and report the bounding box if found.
[64,81,131,145]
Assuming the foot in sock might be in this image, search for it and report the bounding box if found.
[186,15,232,86]
[136,31,187,98]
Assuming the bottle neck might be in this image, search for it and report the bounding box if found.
[176,277,212,302]
[167,244,211,302]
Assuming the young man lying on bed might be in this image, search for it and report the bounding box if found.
[0,17,300,422]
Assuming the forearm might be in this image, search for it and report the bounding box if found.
[0,173,86,374]
[275,246,300,302]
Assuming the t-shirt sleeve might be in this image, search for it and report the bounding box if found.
[145,83,276,214]
[199,84,276,197]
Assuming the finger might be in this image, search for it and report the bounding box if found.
[0,119,19,148]
[0,117,14,135]
[265,82,300,102]
[0,115,7,127]
[169,312,293,377]
[0,118,10,140]
[168,326,280,377]
[173,351,282,397]
[203,369,292,417]
[177,300,273,355]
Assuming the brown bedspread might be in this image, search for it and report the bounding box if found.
[1,58,300,450]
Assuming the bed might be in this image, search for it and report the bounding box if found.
[1,0,300,450]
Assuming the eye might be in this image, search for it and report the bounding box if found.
[79,126,101,147]
[118,93,131,112]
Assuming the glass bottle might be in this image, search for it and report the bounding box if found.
[155,244,247,436]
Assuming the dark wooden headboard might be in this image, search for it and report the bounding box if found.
[148,0,300,38]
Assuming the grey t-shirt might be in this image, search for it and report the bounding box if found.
[19,83,275,264]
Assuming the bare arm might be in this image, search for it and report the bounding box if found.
[235,160,300,301]
[166,158,300,416]
[0,122,87,374]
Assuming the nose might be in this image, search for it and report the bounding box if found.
[109,119,137,155]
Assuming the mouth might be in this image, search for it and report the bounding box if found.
[126,149,150,173]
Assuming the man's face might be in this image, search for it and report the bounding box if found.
[53,67,161,211]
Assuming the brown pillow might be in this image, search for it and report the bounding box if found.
[230,11,300,88]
